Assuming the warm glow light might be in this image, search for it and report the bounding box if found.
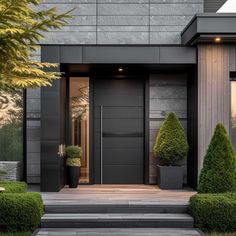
[118,67,123,72]
[215,37,221,43]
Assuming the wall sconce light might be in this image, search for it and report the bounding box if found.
[118,67,123,72]
[58,144,66,157]
[215,37,221,43]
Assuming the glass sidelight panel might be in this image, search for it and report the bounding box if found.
[70,77,90,183]
[231,80,236,150]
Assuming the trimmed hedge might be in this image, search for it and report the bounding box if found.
[189,193,236,232]
[0,181,27,193]
[66,157,81,167]
[153,112,189,165]
[0,233,31,236]
[198,123,236,193]
[0,192,44,232]
[65,146,82,159]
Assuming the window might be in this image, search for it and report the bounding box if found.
[231,80,236,150]
[70,77,90,183]
[0,90,23,175]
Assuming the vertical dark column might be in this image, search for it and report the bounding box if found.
[187,66,198,189]
[40,46,66,192]
[144,77,150,184]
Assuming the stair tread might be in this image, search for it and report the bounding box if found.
[34,228,204,236]
[45,202,188,206]
[42,213,193,220]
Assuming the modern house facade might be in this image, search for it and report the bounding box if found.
[24,0,236,192]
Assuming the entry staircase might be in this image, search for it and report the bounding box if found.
[34,201,205,236]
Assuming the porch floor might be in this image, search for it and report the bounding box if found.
[41,185,196,205]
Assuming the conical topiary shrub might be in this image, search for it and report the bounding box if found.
[153,112,189,165]
[198,123,236,193]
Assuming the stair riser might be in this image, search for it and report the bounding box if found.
[41,221,193,228]
[45,206,188,214]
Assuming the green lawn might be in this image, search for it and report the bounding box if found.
[207,233,236,236]
[0,233,31,236]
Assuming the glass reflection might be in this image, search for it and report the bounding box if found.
[70,78,89,183]
[231,81,236,150]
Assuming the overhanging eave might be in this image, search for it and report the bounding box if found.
[181,13,236,45]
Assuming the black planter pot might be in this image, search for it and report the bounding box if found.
[157,165,184,189]
[67,166,80,188]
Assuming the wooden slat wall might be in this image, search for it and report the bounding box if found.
[198,44,236,172]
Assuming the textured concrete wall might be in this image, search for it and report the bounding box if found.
[39,0,203,45]
[149,74,187,184]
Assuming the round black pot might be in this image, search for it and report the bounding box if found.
[67,166,80,188]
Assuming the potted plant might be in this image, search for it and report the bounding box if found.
[65,145,82,188]
[153,112,189,189]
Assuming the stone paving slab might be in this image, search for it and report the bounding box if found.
[34,228,205,236]
[40,185,195,205]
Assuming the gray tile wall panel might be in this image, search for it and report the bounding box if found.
[39,0,203,44]
[149,74,187,184]
[26,89,41,184]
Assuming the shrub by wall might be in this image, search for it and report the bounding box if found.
[0,181,27,193]
[198,123,236,193]
[189,193,236,232]
[0,192,44,232]
[153,112,189,165]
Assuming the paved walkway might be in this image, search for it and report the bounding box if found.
[41,184,196,205]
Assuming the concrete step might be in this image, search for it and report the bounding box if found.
[34,228,205,236]
[44,202,188,214]
[41,213,194,228]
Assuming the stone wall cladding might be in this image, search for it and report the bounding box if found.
[39,0,203,45]
[149,74,187,184]
[0,161,21,181]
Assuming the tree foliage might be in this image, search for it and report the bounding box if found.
[0,0,71,90]
[153,112,189,165]
[198,123,236,193]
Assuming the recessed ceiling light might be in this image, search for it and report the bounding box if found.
[118,67,123,72]
[215,37,221,43]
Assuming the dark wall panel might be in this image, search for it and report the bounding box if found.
[204,0,227,12]
[187,67,198,189]
[40,46,67,192]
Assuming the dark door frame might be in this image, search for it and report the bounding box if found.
[66,73,150,185]
[40,45,196,191]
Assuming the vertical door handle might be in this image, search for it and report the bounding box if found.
[100,105,103,184]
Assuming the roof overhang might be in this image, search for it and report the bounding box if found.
[181,13,236,45]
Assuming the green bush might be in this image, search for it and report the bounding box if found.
[153,112,189,165]
[189,193,236,232]
[198,123,236,193]
[0,232,31,236]
[65,146,82,159]
[66,157,81,167]
[0,181,27,193]
[0,192,44,232]
[0,121,23,161]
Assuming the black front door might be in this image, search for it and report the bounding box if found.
[93,76,144,184]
